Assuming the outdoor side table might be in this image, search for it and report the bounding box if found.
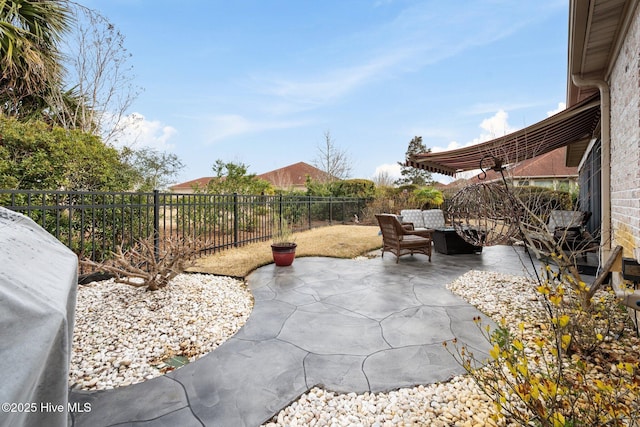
[432,227,483,255]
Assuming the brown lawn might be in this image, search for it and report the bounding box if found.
[189,224,382,278]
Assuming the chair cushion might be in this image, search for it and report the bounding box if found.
[400,209,425,229]
[422,209,445,228]
[400,234,431,247]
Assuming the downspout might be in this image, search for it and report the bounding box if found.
[571,75,612,257]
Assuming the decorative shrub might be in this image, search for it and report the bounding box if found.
[80,235,206,291]
[446,266,639,426]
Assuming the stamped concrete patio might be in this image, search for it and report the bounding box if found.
[68,245,541,427]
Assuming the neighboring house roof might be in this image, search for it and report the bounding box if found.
[470,147,578,183]
[508,147,578,179]
[168,176,214,192]
[257,162,331,188]
[436,178,469,189]
[169,162,329,192]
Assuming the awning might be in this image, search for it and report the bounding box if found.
[407,93,601,176]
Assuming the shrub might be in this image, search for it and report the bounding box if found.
[513,186,573,224]
[446,267,639,426]
[329,179,376,198]
[0,116,134,191]
[80,235,206,291]
[359,185,445,224]
[413,187,444,209]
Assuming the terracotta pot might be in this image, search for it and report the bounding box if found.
[271,243,297,266]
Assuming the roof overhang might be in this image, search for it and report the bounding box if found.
[566,0,637,165]
[408,94,601,176]
[567,0,637,106]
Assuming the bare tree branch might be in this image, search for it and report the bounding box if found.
[372,169,395,187]
[48,4,141,143]
[80,235,207,291]
[312,130,352,181]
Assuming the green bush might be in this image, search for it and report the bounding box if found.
[330,179,376,198]
[513,186,573,224]
[359,184,445,224]
[412,187,444,209]
[0,116,135,191]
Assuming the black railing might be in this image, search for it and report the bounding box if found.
[0,190,366,274]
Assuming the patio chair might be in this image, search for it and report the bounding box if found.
[375,214,432,263]
[522,209,598,262]
[550,211,598,262]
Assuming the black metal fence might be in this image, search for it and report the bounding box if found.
[0,190,366,273]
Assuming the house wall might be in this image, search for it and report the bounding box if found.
[169,187,197,194]
[609,4,640,261]
[513,177,578,191]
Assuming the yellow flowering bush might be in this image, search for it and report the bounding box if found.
[446,267,640,426]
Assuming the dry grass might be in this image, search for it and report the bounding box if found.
[189,225,382,278]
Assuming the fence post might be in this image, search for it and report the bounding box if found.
[308,195,312,229]
[329,196,333,225]
[1,190,364,270]
[153,190,160,261]
[233,193,239,247]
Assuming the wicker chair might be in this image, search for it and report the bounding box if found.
[375,214,432,263]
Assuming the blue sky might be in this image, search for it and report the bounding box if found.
[77,0,569,184]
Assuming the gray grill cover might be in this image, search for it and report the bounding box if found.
[0,207,77,427]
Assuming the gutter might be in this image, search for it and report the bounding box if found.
[571,75,611,256]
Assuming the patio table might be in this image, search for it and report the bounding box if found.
[432,227,483,255]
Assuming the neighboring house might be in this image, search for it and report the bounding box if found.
[168,177,215,194]
[257,162,331,191]
[169,162,330,193]
[408,0,640,284]
[470,147,578,191]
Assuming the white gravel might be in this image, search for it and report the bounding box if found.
[68,269,534,424]
[69,273,252,390]
[264,377,500,427]
[263,270,524,427]
[71,268,637,426]
[263,270,637,426]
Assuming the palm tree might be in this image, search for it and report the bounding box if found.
[0,0,70,118]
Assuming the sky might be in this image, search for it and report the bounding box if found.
[76,0,569,185]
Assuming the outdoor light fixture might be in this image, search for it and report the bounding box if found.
[622,257,640,283]
[617,257,640,335]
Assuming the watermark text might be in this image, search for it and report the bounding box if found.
[1,402,91,413]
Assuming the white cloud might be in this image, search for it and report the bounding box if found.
[258,49,412,111]
[432,141,460,153]
[373,163,402,179]
[252,2,547,116]
[476,109,516,140]
[431,109,517,152]
[421,99,564,180]
[111,113,178,151]
[205,114,311,144]
[546,102,566,116]
[207,114,253,142]
[463,101,539,116]
[433,173,454,184]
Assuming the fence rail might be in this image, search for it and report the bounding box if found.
[1,190,366,275]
